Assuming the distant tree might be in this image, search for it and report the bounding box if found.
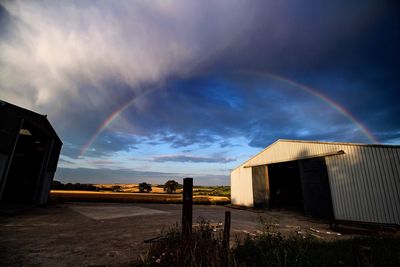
[139,182,152,193]
[164,180,179,194]
[51,181,98,191]
[51,180,64,190]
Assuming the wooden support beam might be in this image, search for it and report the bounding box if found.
[223,211,231,249]
[182,177,193,240]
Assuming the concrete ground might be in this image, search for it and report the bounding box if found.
[0,203,344,266]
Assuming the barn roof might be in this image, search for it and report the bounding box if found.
[0,100,62,145]
[234,139,400,171]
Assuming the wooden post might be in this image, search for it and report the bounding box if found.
[182,177,193,240]
[223,211,231,249]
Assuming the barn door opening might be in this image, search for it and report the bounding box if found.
[252,165,269,208]
[2,121,48,204]
[299,157,334,219]
[267,160,304,211]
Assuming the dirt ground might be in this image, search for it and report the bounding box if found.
[0,203,346,266]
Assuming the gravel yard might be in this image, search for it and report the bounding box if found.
[0,203,345,266]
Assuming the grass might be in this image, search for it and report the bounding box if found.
[193,186,230,197]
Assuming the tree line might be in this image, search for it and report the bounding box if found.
[52,180,181,194]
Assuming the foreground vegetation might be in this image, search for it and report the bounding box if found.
[193,186,230,197]
[140,221,400,267]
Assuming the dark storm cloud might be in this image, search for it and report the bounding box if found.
[152,155,236,163]
[82,132,141,158]
[1,0,399,161]
[115,75,374,148]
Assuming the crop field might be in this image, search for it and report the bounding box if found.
[50,190,230,205]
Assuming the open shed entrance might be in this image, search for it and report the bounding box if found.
[2,121,48,204]
[266,157,334,219]
[268,160,304,211]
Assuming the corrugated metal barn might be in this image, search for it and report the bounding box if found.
[0,100,62,205]
[231,139,400,226]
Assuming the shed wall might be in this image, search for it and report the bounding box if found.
[231,140,400,225]
[231,165,253,207]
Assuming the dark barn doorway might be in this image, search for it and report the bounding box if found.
[266,157,334,219]
[252,165,269,208]
[299,157,334,219]
[2,121,48,203]
[0,100,62,205]
[268,160,304,211]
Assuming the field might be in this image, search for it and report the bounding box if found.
[50,190,230,205]
[50,182,230,204]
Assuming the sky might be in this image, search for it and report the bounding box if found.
[0,0,399,185]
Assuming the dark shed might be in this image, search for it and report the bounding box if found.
[0,100,62,205]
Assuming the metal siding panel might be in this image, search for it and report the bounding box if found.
[377,148,394,223]
[328,147,343,220]
[392,148,400,224]
[344,145,359,221]
[390,148,400,224]
[328,145,344,220]
[337,146,351,220]
[347,146,365,222]
[326,154,341,220]
[241,167,254,207]
[352,146,372,222]
[230,169,239,205]
[378,147,397,224]
[231,167,253,207]
[378,147,396,223]
[357,146,379,223]
[378,148,397,223]
[356,146,375,223]
[364,147,387,223]
[335,145,349,220]
[384,148,400,224]
[354,146,372,222]
[369,147,390,223]
[345,146,361,221]
[335,146,352,220]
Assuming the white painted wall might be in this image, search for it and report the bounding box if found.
[231,165,253,207]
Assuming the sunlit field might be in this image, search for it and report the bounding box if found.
[50,183,230,204]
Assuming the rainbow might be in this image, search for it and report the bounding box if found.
[79,72,378,156]
[249,71,378,143]
[79,90,152,157]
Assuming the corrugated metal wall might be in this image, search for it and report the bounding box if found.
[230,140,400,225]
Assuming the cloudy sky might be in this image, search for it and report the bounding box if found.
[1,1,399,185]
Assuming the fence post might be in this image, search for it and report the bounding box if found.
[223,211,231,249]
[182,177,193,241]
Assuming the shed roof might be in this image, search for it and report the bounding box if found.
[0,100,62,145]
[233,139,400,171]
